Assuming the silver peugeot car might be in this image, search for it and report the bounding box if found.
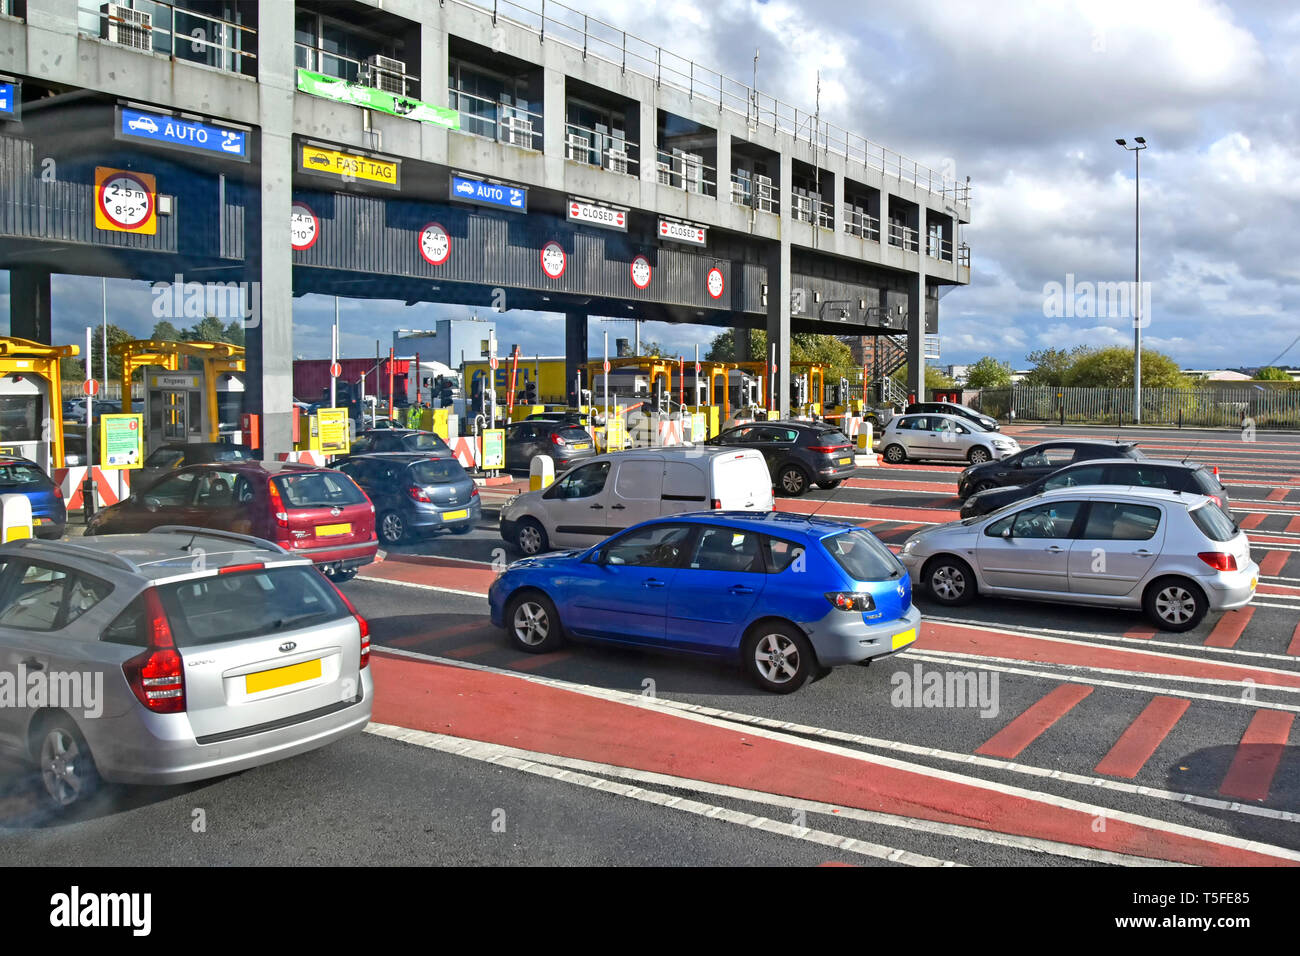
[0,527,372,811]
[879,413,1020,465]
[898,486,1257,631]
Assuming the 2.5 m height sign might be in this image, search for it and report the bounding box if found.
[95,167,157,235]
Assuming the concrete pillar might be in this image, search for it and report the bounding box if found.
[881,191,891,246]
[8,268,52,344]
[245,1,296,457]
[638,100,657,197]
[831,170,844,230]
[419,5,451,157]
[564,311,587,406]
[543,67,566,160]
[716,131,731,202]
[907,206,927,402]
[735,327,751,363]
[765,239,791,419]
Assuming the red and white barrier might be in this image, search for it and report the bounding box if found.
[52,467,131,510]
[655,418,684,446]
[449,436,479,469]
[275,450,329,467]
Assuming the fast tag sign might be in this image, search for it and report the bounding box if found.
[567,199,627,232]
[658,219,707,246]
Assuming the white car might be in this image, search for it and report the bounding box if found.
[879,412,1019,465]
[128,116,159,133]
[500,447,774,555]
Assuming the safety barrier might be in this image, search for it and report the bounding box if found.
[52,467,131,510]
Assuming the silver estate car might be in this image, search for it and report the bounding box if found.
[899,486,1257,631]
[879,413,1020,465]
[0,528,372,811]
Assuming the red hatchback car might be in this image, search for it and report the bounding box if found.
[85,461,378,580]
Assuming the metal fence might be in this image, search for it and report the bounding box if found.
[968,385,1300,430]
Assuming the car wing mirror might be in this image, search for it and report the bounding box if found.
[143,496,161,512]
[1001,526,1014,539]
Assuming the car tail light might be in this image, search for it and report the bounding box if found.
[551,433,567,446]
[328,579,370,669]
[1198,551,1237,572]
[219,563,264,575]
[122,589,185,713]
[826,591,876,612]
[267,479,289,530]
[470,487,479,498]
[52,485,63,499]
[1208,494,1223,508]
[408,485,431,503]
[710,498,722,509]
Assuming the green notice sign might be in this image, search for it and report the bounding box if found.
[100,414,143,470]
[481,429,505,470]
[296,69,460,130]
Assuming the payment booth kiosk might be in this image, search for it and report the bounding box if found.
[114,340,246,450]
[0,336,79,471]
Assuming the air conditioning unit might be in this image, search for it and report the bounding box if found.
[656,161,673,185]
[604,148,629,175]
[502,115,534,148]
[101,3,151,52]
[566,133,593,163]
[754,174,774,212]
[680,152,704,194]
[730,180,751,205]
[363,54,407,95]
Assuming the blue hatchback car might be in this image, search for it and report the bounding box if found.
[0,456,66,538]
[488,512,921,692]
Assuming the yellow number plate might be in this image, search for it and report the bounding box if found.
[1250,576,1257,590]
[571,443,590,450]
[315,523,352,537]
[838,457,852,465]
[245,658,322,694]
[891,628,917,650]
[442,509,469,521]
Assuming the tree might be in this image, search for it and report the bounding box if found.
[704,329,856,380]
[182,315,229,344]
[1022,346,1086,387]
[964,356,1012,389]
[1254,366,1292,381]
[891,364,956,393]
[222,320,246,347]
[61,323,134,383]
[150,320,181,342]
[1067,346,1189,389]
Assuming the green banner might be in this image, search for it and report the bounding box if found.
[100,414,143,470]
[296,69,460,130]
[482,429,505,470]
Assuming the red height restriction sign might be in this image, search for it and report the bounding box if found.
[83,379,99,397]
[330,362,342,379]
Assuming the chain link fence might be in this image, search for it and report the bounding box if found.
[969,385,1300,430]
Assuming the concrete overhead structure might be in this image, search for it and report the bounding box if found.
[0,0,969,452]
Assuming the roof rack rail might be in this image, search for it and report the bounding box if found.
[150,525,289,555]
[6,539,141,573]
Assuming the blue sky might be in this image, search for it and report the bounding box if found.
[5,0,1298,372]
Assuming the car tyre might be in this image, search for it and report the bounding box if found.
[816,479,843,490]
[883,443,907,464]
[34,716,100,812]
[505,591,566,653]
[743,622,816,693]
[378,510,406,545]
[778,465,811,497]
[450,522,473,535]
[923,555,977,606]
[329,567,358,582]
[967,447,992,465]
[974,479,998,493]
[1143,577,1208,632]
[514,517,548,556]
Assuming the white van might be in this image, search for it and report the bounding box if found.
[499,447,775,555]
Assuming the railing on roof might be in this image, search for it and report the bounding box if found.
[448,0,970,207]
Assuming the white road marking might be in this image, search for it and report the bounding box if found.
[365,723,961,867]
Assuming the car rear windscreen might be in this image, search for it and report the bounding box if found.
[822,529,902,580]
[558,426,591,440]
[408,433,452,453]
[105,566,349,647]
[213,447,253,462]
[811,430,850,446]
[0,462,49,485]
[1191,468,1224,494]
[273,471,367,508]
[1189,502,1237,542]
[410,458,468,484]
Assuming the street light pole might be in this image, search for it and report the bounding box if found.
[1116,137,1147,424]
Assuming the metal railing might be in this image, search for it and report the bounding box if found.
[958,243,971,267]
[844,209,880,241]
[927,234,954,261]
[565,124,639,177]
[791,193,834,229]
[973,385,1300,429]
[294,44,420,96]
[450,90,544,150]
[79,1,257,76]
[447,0,970,206]
[728,174,779,214]
[888,222,919,252]
[656,150,715,196]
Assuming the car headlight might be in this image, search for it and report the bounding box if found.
[902,539,918,554]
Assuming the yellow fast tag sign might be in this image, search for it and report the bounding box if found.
[300,145,399,187]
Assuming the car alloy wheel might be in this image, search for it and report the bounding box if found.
[924,557,976,606]
[968,447,991,464]
[379,511,405,544]
[39,723,98,809]
[754,631,802,686]
[512,600,550,646]
[975,480,998,493]
[779,466,808,496]
[1154,585,1197,625]
[883,444,906,464]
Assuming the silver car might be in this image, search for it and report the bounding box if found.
[879,413,1020,465]
[899,486,1257,631]
[0,527,372,811]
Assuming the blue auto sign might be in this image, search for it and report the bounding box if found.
[449,174,527,213]
[0,82,19,121]
[117,107,249,162]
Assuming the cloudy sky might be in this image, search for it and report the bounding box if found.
[5,0,1298,372]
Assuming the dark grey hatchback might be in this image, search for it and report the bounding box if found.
[335,453,480,544]
[705,420,856,496]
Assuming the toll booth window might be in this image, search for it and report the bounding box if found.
[189,392,203,435]
[218,393,243,432]
[0,396,43,443]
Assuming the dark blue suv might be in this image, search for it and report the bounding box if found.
[0,456,66,538]
[335,452,479,545]
[488,512,920,692]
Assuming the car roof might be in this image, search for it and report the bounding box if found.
[170,459,327,476]
[1028,485,1210,506]
[0,529,306,582]
[627,510,862,539]
[1057,456,1197,469]
[1024,439,1137,450]
[346,452,460,463]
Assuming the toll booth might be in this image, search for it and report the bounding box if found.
[114,340,246,450]
[0,337,79,471]
[790,362,828,417]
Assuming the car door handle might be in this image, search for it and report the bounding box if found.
[21,658,44,672]
[729,585,755,595]
[611,504,626,510]
[1133,549,1153,556]
[589,504,603,509]
[643,579,666,588]
[1045,545,1064,553]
